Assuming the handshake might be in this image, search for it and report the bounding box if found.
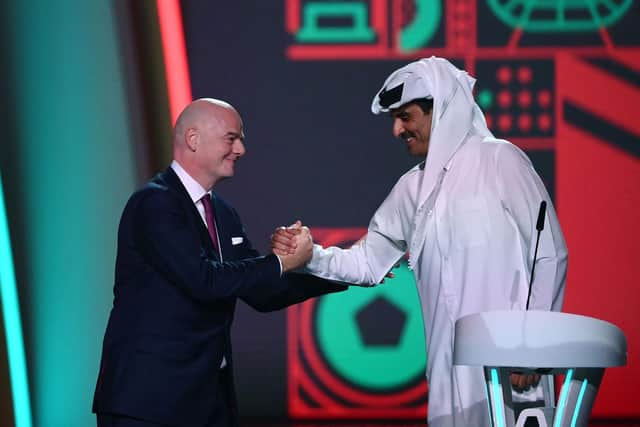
[270,220,314,273]
[270,222,397,282]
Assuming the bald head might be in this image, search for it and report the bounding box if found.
[173,98,246,190]
[174,98,237,145]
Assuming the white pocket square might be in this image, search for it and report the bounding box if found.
[231,237,244,245]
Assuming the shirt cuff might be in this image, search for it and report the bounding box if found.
[302,244,323,274]
[275,254,284,276]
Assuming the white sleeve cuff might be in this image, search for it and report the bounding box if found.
[303,241,400,286]
[275,254,284,276]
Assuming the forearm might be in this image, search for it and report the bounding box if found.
[529,238,568,311]
[303,232,405,285]
[149,246,282,303]
[244,273,347,312]
[304,245,376,285]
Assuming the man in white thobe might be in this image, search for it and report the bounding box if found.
[273,57,568,426]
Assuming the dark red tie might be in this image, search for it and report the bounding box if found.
[200,193,219,252]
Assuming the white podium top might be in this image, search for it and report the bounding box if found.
[453,310,627,368]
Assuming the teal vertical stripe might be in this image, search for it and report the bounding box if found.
[490,369,506,427]
[570,378,588,427]
[554,368,574,427]
[5,1,138,425]
[483,374,495,427]
[0,174,32,427]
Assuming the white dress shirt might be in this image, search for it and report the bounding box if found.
[171,160,226,368]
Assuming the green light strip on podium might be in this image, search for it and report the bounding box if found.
[490,368,505,427]
[571,378,588,427]
[0,173,33,427]
[554,368,574,427]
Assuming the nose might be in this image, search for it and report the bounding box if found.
[234,139,246,157]
[392,118,404,139]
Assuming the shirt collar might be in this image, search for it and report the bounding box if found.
[171,160,209,203]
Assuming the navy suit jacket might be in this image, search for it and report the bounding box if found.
[92,167,345,426]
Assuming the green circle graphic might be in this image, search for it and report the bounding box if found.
[315,260,426,390]
[478,89,494,110]
[399,0,442,52]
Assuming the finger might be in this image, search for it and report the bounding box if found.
[272,231,297,243]
[273,230,294,241]
[510,373,519,388]
[272,239,296,251]
[285,227,302,235]
[518,376,528,391]
[272,241,294,252]
[272,238,297,253]
[295,227,312,242]
[301,226,313,241]
[510,373,525,391]
[277,228,300,238]
[518,376,528,390]
[272,248,288,256]
[532,374,541,387]
[385,272,396,279]
[526,374,539,389]
[525,375,534,388]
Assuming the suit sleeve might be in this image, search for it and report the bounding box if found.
[222,206,347,312]
[242,273,347,312]
[133,190,282,304]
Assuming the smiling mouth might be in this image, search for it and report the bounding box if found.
[400,131,416,143]
[405,137,417,147]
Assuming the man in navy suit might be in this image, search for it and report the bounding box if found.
[92,98,345,426]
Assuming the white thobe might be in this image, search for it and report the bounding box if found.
[305,135,568,426]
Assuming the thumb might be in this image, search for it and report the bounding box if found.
[288,220,302,229]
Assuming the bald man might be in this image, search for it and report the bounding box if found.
[92,99,345,427]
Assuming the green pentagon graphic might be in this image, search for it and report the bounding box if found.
[315,260,426,390]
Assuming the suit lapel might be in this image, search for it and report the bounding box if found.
[160,168,220,259]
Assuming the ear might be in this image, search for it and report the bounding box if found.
[186,128,198,152]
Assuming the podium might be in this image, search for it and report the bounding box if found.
[453,311,627,427]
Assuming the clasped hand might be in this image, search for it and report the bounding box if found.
[271,220,313,272]
[510,372,541,393]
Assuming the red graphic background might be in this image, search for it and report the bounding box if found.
[285,0,640,419]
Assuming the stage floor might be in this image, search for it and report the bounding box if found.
[243,422,640,427]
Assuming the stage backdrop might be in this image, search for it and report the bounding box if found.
[169,0,639,420]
